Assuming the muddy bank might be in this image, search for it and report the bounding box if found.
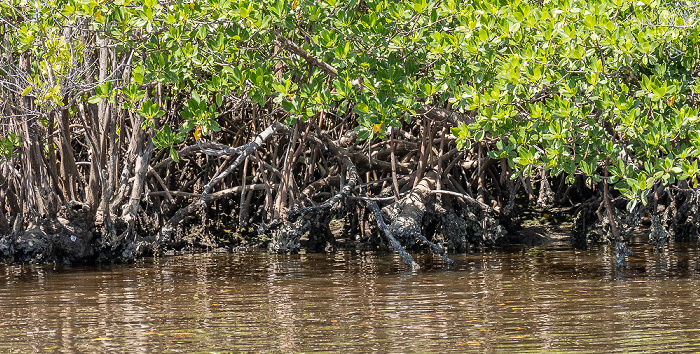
[0,196,687,266]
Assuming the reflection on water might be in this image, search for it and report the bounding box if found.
[1,242,700,352]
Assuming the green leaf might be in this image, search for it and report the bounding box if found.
[181,120,195,132]
[356,127,371,141]
[170,147,179,163]
[21,86,32,96]
[355,103,369,114]
[282,100,294,112]
[208,120,221,132]
[479,28,488,42]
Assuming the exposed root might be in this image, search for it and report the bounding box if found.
[366,200,418,269]
[157,185,274,246]
[0,203,95,263]
[572,198,603,247]
[271,135,359,253]
[669,189,700,242]
[385,171,438,246]
[429,203,470,251]
[383,171,454,264]
[537,169,554,209]
[572,198,630,247]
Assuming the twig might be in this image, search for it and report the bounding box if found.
[390,129,400,201]
[148,165,174,203]
[347,193,407,202]
[276,34,339,78]
[148,184,274,198]
[430,189,492,211]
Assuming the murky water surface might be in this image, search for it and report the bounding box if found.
[1,242,700,353]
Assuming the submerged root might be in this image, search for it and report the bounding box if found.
[384,171,437,246]
[366,200,418,269]
[648,215,669,251]
[615,241,634,268]
[382,171,453,264]
[268,216,306,253]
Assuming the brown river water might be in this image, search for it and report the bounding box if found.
[1,241,700,353]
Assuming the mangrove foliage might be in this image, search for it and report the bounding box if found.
[1,0,700,266]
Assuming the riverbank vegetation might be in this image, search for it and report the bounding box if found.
[1,0,699,266]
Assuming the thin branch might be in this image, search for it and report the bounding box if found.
[148,165,174,203]
[430,189,493,212]
[276,34,339,78]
